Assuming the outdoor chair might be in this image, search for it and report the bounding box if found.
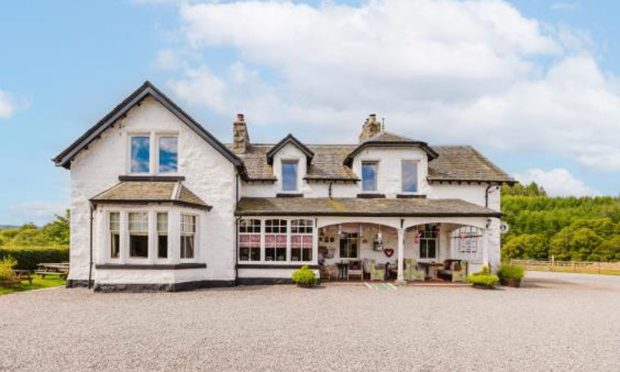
[370,259,385,281]
[348,260,363,281]
[438,259,468,282]
[319,264,338,281]
[404,258,425,281]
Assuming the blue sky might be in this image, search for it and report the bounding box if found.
[1,0,619,225]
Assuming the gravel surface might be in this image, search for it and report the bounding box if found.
[1,271,619,371]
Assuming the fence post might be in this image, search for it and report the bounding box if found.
[572,261,576,272]
[598,262,601,274]
[551,255,555,271]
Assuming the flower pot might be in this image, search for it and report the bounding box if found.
[500,278,521,288]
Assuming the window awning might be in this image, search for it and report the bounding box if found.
[90,181,211,210]
[235,197,500,217]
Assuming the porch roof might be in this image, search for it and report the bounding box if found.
[235,197,501,217]
[90,181,211,210]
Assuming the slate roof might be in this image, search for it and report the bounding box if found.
[228,142,514,184]
[91,181,210,210]
[236,197,501,217]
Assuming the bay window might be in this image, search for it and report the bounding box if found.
[239,219,261,261]
[157,212,168,259]
[128,212,149,258]
[265,219,287,261]
[291,219,313,262]
[109,212,120,259]
[180,214,196,259]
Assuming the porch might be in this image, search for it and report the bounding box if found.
[317,221,486,283]
[235,197,499,284]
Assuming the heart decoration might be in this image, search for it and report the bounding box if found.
[384,248,394,257]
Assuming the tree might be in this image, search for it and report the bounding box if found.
[549,227,603,261]
[502,234,548,260]
[591,237,620,262]
[41,210,70,246]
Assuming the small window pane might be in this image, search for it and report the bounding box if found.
[157,212,168,233]
[181,215,196,259]
[402,160,418,193]
[129,212,148,232]
[157,213,168,259]
[131,136,150,173]
[282,161,298,191]
[159,137,178,173]
[158,235,168,259]
[109,212,120,232]
[130,235,149,258]
[111,233,120,259]
[362,162,377,192]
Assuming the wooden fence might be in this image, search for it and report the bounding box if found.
[510,258,620,275]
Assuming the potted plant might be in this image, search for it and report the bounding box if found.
[0,256,20,287]
[497,263,525,288]
[291,265,318,288]
[467,265,499,289]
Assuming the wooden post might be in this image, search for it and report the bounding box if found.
[551,255,555,271]
[397,227,405,283]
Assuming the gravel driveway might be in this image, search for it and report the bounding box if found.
[1,271,619,371]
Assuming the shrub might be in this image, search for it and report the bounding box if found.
[0,256,17,282]
[467,265,499,288]
[497,263,525,281]
[0,247,69,270]
[291,266,317,287]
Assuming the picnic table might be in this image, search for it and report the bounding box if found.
[35,263,70,279]
[13,269,33,284]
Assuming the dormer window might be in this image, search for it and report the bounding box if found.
[282,160,298,191]
[361,161,378,192]
[130,136,150,173]
[401,160,418,193]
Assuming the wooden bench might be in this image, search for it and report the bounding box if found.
[36,263,69,279]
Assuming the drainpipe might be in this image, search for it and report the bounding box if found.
[234,171,240,285]
[328,182,333,199]
[88,202,94,289]
[484,184,499,208]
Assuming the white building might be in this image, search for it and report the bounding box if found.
[53,81,514,291]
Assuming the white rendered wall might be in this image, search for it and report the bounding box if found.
[68,97,237,284]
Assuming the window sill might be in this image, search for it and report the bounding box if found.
[276,193,304,198]
[119,175,185,182]
[396,194,426,199]
[95,263,206,270]
[356,193,386,198]
[237,263,319,269]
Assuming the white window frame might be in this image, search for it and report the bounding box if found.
[180,213,198,261]
[156,133,179,175]
[238,219,262,262]
[290,219,313,262]
[127,211,150,260]
[360,160,380,193]
[281,159,299,192]
[401,159,420,194]
[109,211,121,260]
[156,212,169,260]
[417,225,439,261]
[128,133,152,175]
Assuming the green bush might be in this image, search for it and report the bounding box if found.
[0,247,69,270]
[497,263,525,281]
[291,265,317,287]
[467,265,499,288]
[0,256,17,281]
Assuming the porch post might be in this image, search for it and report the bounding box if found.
[397,227,405,282]
[482,228,489,267]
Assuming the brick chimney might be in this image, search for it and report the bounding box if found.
[232,113,250,153]
[358,113,382,143]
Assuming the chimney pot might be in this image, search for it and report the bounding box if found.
[236,113,245,122]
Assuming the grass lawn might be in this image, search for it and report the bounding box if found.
[0,275,66,295]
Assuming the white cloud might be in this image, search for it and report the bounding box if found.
[514,168,598,197]
[155,0,620,170]
[551,2,578,11]
[8,201,69,226]
[0,90,15,119]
